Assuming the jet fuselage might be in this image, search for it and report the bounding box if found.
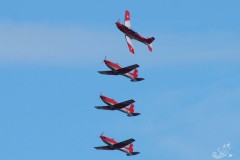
[100,95,135,116]
[103,60,138,81]
[115,22,148,45]
[100,135,133,155]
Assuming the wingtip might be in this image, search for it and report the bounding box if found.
[125,10,130,14]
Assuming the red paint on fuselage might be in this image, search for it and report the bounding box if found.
[104,60,121,71]
[115,21,148,45]
[100,95,117,105]
[100,135,131,153]
[99,95,136,116]
[103,60,137,80]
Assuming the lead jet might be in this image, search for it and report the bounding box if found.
[95,133,140,156]
[95,94,140,117]
[98,59,144,82]
[116,10,155,54]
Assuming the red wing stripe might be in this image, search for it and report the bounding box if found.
[125,36,134,54]
[125,10,130,21]
[124,10,131,28]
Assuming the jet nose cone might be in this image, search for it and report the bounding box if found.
[104,60,110,65]
[115,21,120,26]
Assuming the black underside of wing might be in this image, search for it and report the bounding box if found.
[94,146,113,150]
[98,71,117,75]
[116,64,139,74]
[95,105,113,110]
[112,138,135,149]
[112,99,135,110]
[95,100,134,110]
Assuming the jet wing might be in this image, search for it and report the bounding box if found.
[125,35,134,54]
[94,146,113,150]
[95,99,135,110]
[95,105,112,110]
[124,10,131,28]
[116,64,139,74]
[98,64,138,75]
[111,99,135,110]
[112,138,135,149]
[98,71,116,75]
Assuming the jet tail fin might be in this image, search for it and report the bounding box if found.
[146,37,155,44]
[129,104,134,113]
[130,69,144,82]
[126,143,140,156]
[132,69,138,78]
[128,143,133,152]
[146,37,155,52]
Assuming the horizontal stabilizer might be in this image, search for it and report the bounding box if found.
[126,152,140,156]
[148,43,152,52]
[128,113,141,117]
[131,78,145,82]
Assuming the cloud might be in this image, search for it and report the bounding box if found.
[0,23,119,67]
[0,23,239,67]
[143,32,240,67]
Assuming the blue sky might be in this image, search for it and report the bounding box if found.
[0,0,239,160]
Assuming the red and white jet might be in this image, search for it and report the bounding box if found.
[95,94,140,117]
[95,133,140,156]
[98,59,144,82]
[116,10,155,54]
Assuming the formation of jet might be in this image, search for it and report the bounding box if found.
[95,94,141,117]
[95,10,155,157]
[116,10,155,54]
[95,133,140,156]
[98,59,144,82]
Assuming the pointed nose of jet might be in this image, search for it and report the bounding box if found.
[100,135,106,140]
[115,21,121,28]
[103,59,111,65]
[100,95,105,99]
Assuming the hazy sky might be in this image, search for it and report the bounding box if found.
[0,1,239,160]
